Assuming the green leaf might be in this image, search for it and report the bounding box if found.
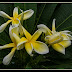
[25,63,32,69]
[0,4,14,45]
[45,63,72,69]
[33,3,46,32]
[48,4,72,31]
[33,3,57,33]
[36,3,57,26]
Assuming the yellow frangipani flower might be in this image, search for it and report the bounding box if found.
[13,25,49,56]
[0,7,34,33]
[37,19,72,54]
[0,24,49,65]
[0,25,26,65]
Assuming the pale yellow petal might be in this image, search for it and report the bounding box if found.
[59,40,71,48]
[61,33,69,40]
[32,41,49,54]
[25,42,33,56]
[31,29,42,41]
[22,26,32,40]
[0,20,12,33]
[0,11,12,19]
[66,34,72,40]
[20,11,24,24]
[18,9,34,20]
[12,18,20,26]
[52,43,65,54]
[17,37,28,46]
[61,32,72,40]
[60,30,71,33]
[9,25,19,44]
[45,32,63,44]
[17,37,28,50]
[0,43,15,50]
[52,19,56,33]
[13,7,18,19]
[3,47,16,65]
[19,23,24,37]
[37,24,52,35]
[10,24,19,36]
[13,33,20,44]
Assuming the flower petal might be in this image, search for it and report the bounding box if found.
[10,25,19,36]
[45,32,63,44]
[0,11,12,19]
[25,42,33,56]
[3,47,16,65]
[61,32,72,40]
[23,9,34,20]
[17,37,28,50]
[22,26,32,40]
[13,33,20,44]
[60,30,71,33]
[9,25,19,44]
[0,43,15,50]
[18,9,34,20]
[12,18,20,26]
[37,24,52,35]
[13,7,18,19]
[19,23,24,37]
[59,40,71,48]
[66,34,72,40]
[52,19,56,33]
[0,20,12,33]
[31,29,43,41]
[52,43,65,54]
[17,37,28,46]
[61,33,70,40]
[32,41,49,54]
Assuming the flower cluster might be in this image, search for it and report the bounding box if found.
[37,19,72,54]
[0,7,72,65]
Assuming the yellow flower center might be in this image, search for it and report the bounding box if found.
[11,17,20,25]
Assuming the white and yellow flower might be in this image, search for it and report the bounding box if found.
[0,24,49,65]
[37,19,72,54]
[15,25,49,56]
[0,25,25,65]
[0,7,34,33]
